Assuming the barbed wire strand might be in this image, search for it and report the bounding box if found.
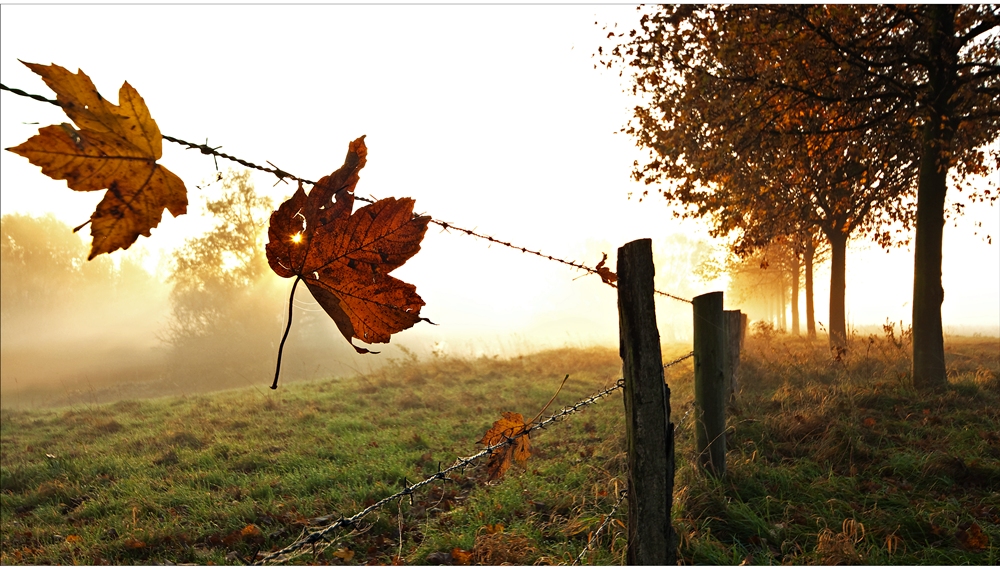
[255,380,626,565]
[573,489,628,565]
[663,351,694,369]
[1,83,692,304]
[258,353,694,564]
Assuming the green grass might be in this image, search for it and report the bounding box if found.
[1,336,997,565]
[674,333,1000,565]
[1,347,639,565]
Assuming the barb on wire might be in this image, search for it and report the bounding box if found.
[2,82,691,303]
[256,380,623,564]
[574,489,628,565]
[663,351,695,369]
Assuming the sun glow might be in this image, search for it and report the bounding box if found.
[291,232,303,244]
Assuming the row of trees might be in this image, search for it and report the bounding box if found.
[602,5,998,387]
[1,212,169,402]
[1,213,161,341]
[724,239,826,339]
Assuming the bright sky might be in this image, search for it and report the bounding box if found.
[1,3,997,357]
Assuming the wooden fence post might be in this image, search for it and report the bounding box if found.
[693,292,726,478]
[617,238,676,565]
[723,310,744,403]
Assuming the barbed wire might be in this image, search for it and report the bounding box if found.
[663,352,695,437]
[256,379,625,564]
[258,352,695,564]
[573,489,628,565]
[663,351,694,369]
[673,404,696,437]
[1,82,692,304]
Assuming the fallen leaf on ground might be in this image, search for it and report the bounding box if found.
[333,547,355,561]
[956,521,988,551]
[450,548,472,565]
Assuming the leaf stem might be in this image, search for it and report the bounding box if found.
[529,374,570,426]
[272,276,302,389]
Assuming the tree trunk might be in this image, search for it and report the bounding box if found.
[826,229,848,348]
[791,251,800,336]
[778,275,787,332]
[805,239,816,340]
[911,6,955,389]
[911,140,948,387]
[769,278,777,329]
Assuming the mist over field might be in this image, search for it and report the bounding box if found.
[0,222,700,409]
[0,188,392,409]
[2,203,996,410]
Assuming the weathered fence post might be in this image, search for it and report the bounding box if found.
[693,292,726,478]
[617,238,676,565]
[723,310,744,403]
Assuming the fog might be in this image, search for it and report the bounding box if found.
[0,208,710,409]
[2,197,996,410]
[0,209,386,409]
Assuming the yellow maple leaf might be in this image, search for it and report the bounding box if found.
[6,62,187,259]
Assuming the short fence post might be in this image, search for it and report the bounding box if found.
[617,238,676,565]
[723,310,744,403]
[693,292,726,478]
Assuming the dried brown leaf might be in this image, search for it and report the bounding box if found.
[266,137,430,354]
[595,252,618,284]
[478,412,531,481]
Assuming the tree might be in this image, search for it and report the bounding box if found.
[1,213,165,396]
[2,214,102,320]
[723,241,798,333]
[601,5,998,385]
[165,170,282,386]
[1,213,156,327]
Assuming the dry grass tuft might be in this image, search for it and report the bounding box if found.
[815,519,866,565]
[471,529,539,565]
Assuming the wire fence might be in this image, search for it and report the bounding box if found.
[3,80,707,564]
[257,352,694,565]
[1,82,692,304]
[255,379,623,564]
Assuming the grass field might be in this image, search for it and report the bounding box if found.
[1,332,998,565]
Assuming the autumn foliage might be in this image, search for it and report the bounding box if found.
[7,62,187,259]
[266,137,431,355]
[478,412,532,481]
[7,64,430,367]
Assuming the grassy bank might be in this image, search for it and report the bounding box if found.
[675,333,1000,565]
[1,347,636,565]
[1,335,997,564]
